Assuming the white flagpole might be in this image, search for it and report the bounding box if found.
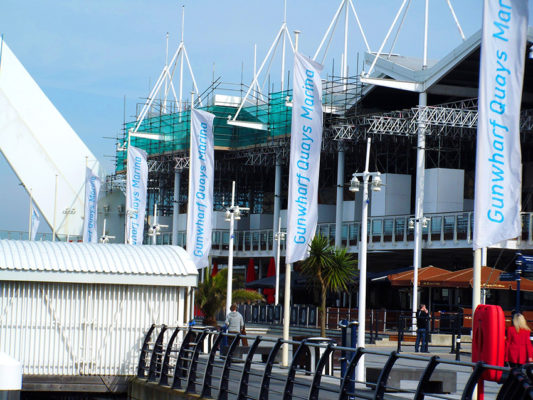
[28,188,32,240]
[124,133,131,244]
[282,29,300,368]
[52,174,58,242]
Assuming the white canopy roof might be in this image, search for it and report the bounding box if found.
[0,240,198,287]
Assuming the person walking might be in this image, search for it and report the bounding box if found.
[505,313,533,368]
[415,304,430,353]
[225,304,246,345]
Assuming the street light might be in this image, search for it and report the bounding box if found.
[63,207,77,242]
[224,181,249,315]
[148,203,169,245]
[408,216,430,230]
[350,137,382,383]
[274,216,286,305]
[100,219,116,243]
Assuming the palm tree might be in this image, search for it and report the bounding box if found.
[195,267,264,326]
[299,235,357,336]
[196,268,226,326]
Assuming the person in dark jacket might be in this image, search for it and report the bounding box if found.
[415,304,430,353]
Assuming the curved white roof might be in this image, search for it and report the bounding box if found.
[0,240,198,287]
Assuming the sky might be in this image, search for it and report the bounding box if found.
[0,0,516,232]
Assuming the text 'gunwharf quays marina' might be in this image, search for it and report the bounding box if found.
[126,146,148,246]
[286,52,323,264]
[187,108,215,268]
[193,124,210,256]
[474,0,527,249]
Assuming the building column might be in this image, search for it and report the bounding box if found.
[172,169,181,246]
[335,147,345,248]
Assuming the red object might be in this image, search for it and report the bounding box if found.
[472,304,505,385]
[211,262,218,277]
[505,326,533,365]
[246,258,256,283]
[194,305,204,317]
[263,257,276,304]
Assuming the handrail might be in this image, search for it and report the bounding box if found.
[168,211,533,251]
[136,325,533,400]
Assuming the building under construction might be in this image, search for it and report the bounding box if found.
[100,4,533,311]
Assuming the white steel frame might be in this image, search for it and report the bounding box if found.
[313,0,370,91]
[133,6,202,134]
[229,1,295,128]
[362,0,466,81]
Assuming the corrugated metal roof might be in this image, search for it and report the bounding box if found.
[365,28,533,92]
[0,240,198,287]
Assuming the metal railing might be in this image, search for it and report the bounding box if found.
[136,324,533,400]
[211,305,406,334]
[0,230,82,242]
[3,211,533,251]
[396,313,467,359]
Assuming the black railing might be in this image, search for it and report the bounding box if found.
[397,312,467,358]
[137,324,533,400]
[214,305,402,333]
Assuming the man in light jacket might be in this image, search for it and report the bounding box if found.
[225,304,244,333]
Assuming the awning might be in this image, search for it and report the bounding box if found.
[387,266,450,286]
[369,266,412,282]
[421,266,533,292]
[245,271,307,289]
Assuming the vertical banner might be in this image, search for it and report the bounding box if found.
[30,202,40,241]
[286,52,324,264]
[83,167,101,243]
[186,108,215,269]
[126,145,148,245]
[474,0,528,249]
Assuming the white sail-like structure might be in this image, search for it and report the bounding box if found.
[0,37,102,237]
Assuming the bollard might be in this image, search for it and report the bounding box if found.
[450,315,456,354]
[220,325,228,357]
[0,352,22,400]
[369,312,378,344]
[369,310,375,344]
[397,315,403,353]
[455,334,461,361]
[348,321,358,395]
[338,319,348,379]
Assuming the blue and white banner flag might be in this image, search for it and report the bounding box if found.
[474,0,528,249]
[186,108,215,269]
[286,52,324,264]
[83,167,101,243]
[126,145,148,245]
[30,202,40,241]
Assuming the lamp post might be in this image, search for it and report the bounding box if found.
[408,215,430,329]
[224,181,249,315]
[349,137,382,383]
[148,203,169,245]
[274,216,286,305]
[62,207,76,242]
[100,219,116,243]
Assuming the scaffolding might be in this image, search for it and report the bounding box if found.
[109,47,533,224]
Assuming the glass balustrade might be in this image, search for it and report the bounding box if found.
[3,212,533,252]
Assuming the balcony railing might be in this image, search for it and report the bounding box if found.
[3,212,533,253]
[166,211,533,253]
